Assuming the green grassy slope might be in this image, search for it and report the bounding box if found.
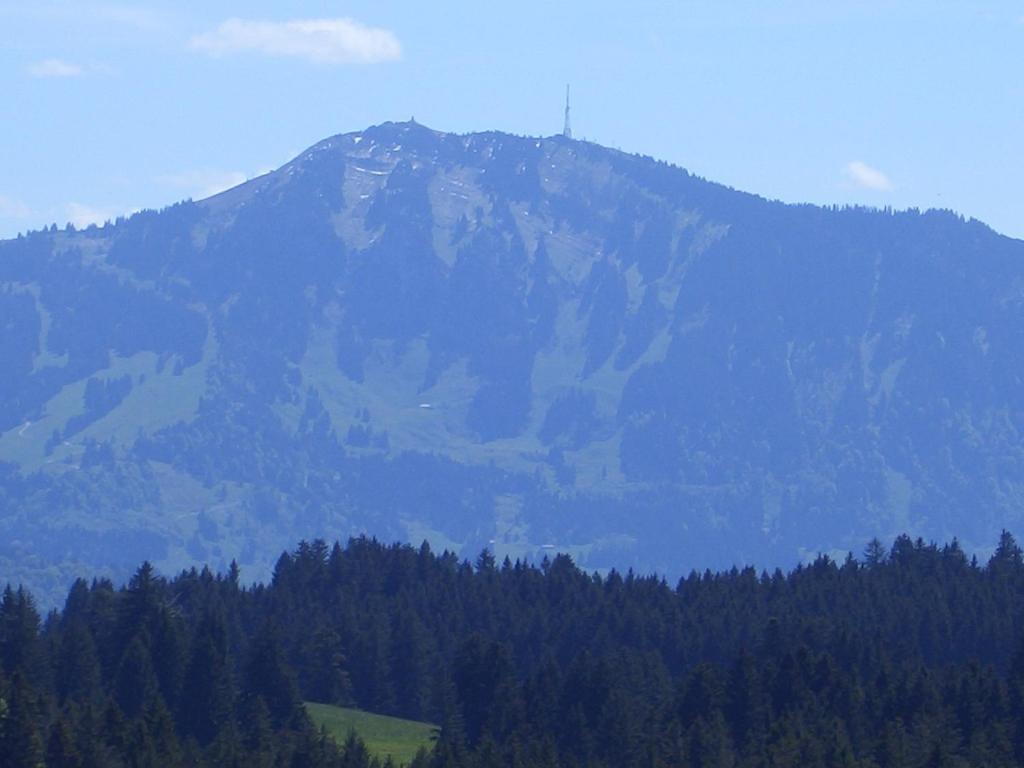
[304,703,438,765]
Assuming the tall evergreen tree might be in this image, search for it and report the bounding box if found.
[241,624,303,729]
[45,719,82,768]
[178,611,234,746]
[0,587,42,683]
[0,673,44,768]
[113,633,159,719]
[55,619,102,705]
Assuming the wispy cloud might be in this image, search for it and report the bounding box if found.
[0,196,33,219]
[27,58,114,78]
[843,160,893,191]
[189,18,402,64]
[158,169,249,199]
[27,58,84,78]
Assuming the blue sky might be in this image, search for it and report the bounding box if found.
[1,1,1021,238]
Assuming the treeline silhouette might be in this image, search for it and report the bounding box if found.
[4,532,1024,766]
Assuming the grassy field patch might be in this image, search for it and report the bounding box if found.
[305,702,438,765]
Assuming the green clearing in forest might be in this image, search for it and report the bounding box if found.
[304,703,439,765]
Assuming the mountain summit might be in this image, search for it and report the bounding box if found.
[3,121,1023,598]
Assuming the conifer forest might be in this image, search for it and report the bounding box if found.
[4,533,1024,767]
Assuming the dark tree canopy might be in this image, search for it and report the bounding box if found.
[3,532,1024,766]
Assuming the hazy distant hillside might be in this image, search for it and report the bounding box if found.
[2,120,1023,599]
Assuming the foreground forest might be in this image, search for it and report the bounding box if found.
[4,533,1024,767]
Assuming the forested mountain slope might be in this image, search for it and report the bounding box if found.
[2,120,1024,599]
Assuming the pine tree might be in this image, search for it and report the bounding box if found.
[0,587,42,682]
[45,718,83,768]
[178,611,234,746]
[119,562,162,645]
[122,718,161,768]
[143,698,183,766]
[55,619,102,704]
[356,614,396,714]
[990,531,1023,586]
[113,633,159,719]
[295,624,353,706]
[389,607,430,720]
[0,672,44,768]
[863,538,888,568]
[685,712,736,768]
[150,606,186,711]
[339,730,373,768]
[239,694,275,757]
[241,623,303,729]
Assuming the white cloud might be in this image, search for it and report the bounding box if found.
[27,58,114,78]
[843,160,893,191]
[28,58,84,78]
[0,196,33,219]
[189,17,402,64]
[66,203,123,229]
[158,169,250,199]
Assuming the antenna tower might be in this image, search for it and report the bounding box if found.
[563,84,572,139]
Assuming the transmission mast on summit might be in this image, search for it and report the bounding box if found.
[563,84,572,139]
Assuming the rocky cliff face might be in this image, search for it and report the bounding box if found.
[3,120,1023,599]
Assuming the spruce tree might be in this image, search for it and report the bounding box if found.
[113,633,159,719]
[241,624,303,729]
[0,673,44,768]
[178,611,234,746]
[55,619,102,705]
[45,719,83,768]
[0,587,42,682]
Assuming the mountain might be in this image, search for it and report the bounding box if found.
[2,120,1023,600]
